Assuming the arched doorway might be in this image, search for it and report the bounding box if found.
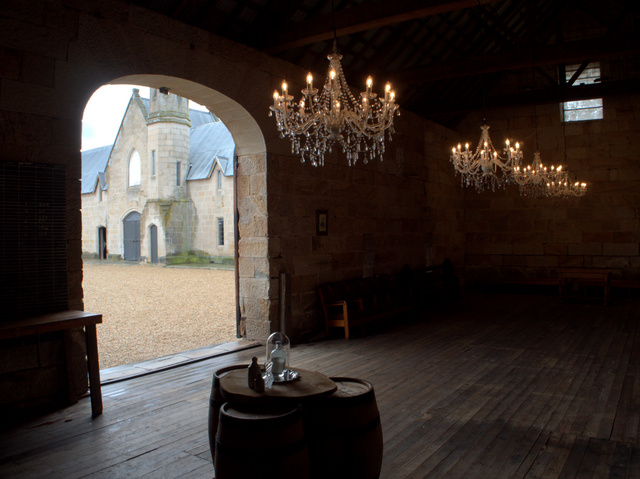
[123,211,141,261]
[80,78,264,371]
[98,226,107,259]
[110,75,269,341]
[149,224,158,264]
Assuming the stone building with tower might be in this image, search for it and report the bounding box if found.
[81,88,235,263]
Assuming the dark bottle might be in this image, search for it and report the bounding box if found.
[248,356,260,390]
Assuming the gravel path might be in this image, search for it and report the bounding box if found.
[82,262,238,369]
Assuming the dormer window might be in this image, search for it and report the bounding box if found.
[562,63,603,122]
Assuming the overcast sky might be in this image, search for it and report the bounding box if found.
[81,84,208,151]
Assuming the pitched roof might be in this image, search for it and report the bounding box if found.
[81,95,233,193]
[81,145,112,194]
[187,121,235,181]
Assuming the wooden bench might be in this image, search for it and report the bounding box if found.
[0,310,103,417]
[319,275,414,339]
[558,268,611,305]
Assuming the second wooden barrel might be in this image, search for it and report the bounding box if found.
[303,377,383,479]
[214,403,310,479]
[207,364,247,463]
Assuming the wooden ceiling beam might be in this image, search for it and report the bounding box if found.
[390,37,640,84]
[262,0,503,54]
[422,79,640,115]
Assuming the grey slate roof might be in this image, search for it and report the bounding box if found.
[81,145,112,194]
[186,121,235,181]
[81,96,234,194]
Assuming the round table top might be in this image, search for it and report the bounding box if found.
[219,367,337,404]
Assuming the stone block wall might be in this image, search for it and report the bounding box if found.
[237,152,271,339]
[188,166,235,258]
[457,94,640,283]
[0,0,458,415]
[266,109,464,338]
[81,188,108,257]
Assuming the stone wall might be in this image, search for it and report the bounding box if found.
[457,94,640,282]
[81,188,108,257]
[188,165,235,258]
[0,0,460,415]
[267,110,464,338]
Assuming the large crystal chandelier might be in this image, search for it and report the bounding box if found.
[450,123,523,191]
[269,42,399,167]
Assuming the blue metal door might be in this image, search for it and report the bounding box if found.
[123,212,141,261]
[150,224,158,263]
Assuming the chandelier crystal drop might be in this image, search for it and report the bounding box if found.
[269,43,399,167]
[450,124,523,192]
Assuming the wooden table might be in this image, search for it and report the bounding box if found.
[558,268,612,305]
[219,368,337,404]
[0,310,103,417]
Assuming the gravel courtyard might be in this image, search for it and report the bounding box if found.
[82,262,239,370]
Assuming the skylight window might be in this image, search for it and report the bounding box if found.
[562,63,603,122]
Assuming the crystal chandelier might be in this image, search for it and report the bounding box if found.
[269,43,399,167]
[547,174,588,197]
[512,152,564,197]
[512,152,588,198]
[450,123,523,191]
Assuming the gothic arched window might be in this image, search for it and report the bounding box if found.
[129,150,141,186]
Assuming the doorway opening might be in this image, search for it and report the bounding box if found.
[149,224,158,264]
[123,211,141,261]
[81,82,239,371]
[98,226,107,259]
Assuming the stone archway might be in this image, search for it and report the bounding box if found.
[109,75,270,340]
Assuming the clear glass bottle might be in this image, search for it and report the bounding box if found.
[265,332,290,382]
[271,341,286,380]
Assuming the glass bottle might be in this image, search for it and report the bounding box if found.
[271,341,287,381]
[247,356,261,390]
[265,332,290,382]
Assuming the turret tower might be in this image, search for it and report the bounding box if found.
[146,88,191,201]
[145,88,192,257]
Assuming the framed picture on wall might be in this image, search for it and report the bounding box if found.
[317,210,328,235]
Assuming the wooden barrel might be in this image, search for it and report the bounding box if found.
[214,403,310,479]
[207,364,247,463]
[303,377,383,479]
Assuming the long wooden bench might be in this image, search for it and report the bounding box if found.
[0,310,103,417]
[558,268,611,305]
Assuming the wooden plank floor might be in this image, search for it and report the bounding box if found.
[1,293,640,478]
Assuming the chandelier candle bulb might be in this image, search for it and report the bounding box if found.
[449,123,523,191]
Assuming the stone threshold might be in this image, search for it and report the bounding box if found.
[100,340,262,385]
